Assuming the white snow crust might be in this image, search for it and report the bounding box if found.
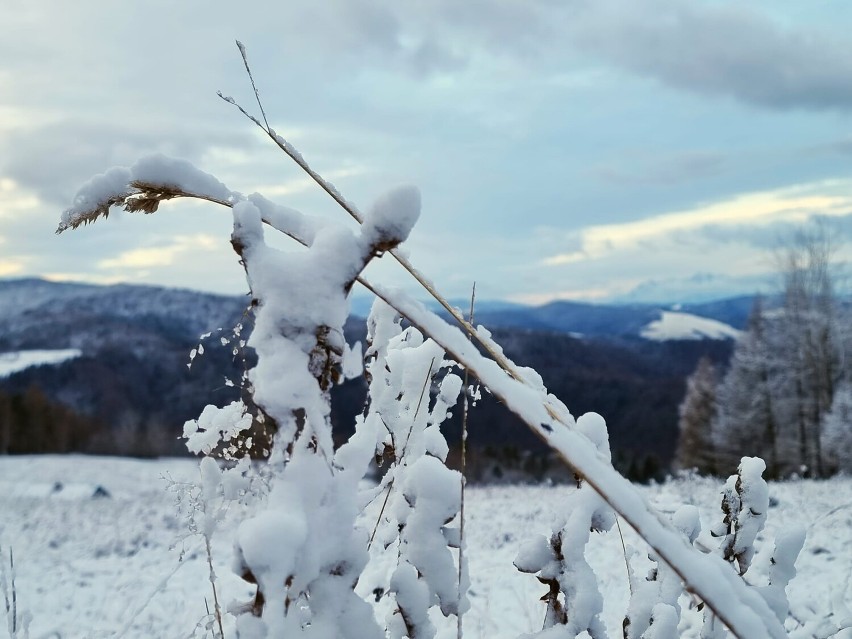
[641,311,741,341]
[361,185,421,248]
[0,349,82,378]
[1,456,849,639]
[60,154,235,230]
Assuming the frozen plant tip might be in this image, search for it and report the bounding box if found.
[514,413,615,638]
[56,155,234,233]
[1,547,30,639]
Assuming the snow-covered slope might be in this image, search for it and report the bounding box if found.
[641,310,741,341]
[0,349,82,378]
[0,456,847,638]
[0,278,246,353]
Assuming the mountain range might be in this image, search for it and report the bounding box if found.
[0,277,747,479]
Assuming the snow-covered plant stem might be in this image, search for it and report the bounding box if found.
[622,505,700,639]
[713,457,770,577]
[224,188,421,639]
[200,458,227,639]
[59,155,790,638]
[699,458,804,638]
[514,413,615,638]
[347,301,467,639]
[0,546,29,639]
[457,284,475,639]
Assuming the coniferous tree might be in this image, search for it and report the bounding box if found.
[775,226,840,477]
[712,224,845,478]
[713,300,786,477]
[675,356,719,474]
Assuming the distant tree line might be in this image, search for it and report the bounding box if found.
[0,385,102,454]
[1,323,731,481]
[677,226,852,478]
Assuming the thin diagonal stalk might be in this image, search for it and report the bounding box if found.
[235,40,270,131]
[458,283,475,639]
[218,44,536,391]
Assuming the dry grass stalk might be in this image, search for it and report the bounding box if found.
[55,183,232,234]
[55,192,131,232]
[457,283,475,639]
[218,42,590,451]
[1,546,18,638]
[204,536,226,639]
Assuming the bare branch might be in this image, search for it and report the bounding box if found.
[235,40,270,132]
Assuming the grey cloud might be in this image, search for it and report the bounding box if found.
[615,271,774,304]
[231,2,469,79]
[342,0,852,110]
[560,0,852,111]
[591,151,726,186]
[1,121,251,205]
[672,212,852,251]
[307,0,852,109]
[8,1,852,110]
[805,138,852,158]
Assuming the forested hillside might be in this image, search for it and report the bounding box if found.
[0,278,738,479]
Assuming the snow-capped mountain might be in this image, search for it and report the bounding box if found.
[0,278,248,354]
[0,349,83,378]
[640,311,742,341]
[2,279,748,353]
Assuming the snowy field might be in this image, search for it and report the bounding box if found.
[0,456,849,638]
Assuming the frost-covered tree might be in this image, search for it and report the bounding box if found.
[714,301,787,477]
[822,382,852,474]
[675,356,719,475]
[713,225,847,478]
[775,226,842,477]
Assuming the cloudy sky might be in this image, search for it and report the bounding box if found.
[3,0,852,305]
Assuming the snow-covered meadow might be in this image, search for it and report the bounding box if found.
[0,455,849,638]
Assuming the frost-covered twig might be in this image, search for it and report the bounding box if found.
[55,156,235,234]
[515,413,615,638]
[211,187,422,638]
[0,546,29,639]
[713,457,769,576]
[622,505,700,639]
[347,301,467,639]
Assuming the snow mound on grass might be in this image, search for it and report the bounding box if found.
[0,348,82,378]
[641,311,741,341]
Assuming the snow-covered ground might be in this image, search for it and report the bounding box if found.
[0,456,849,638]
[641,311,741,341]
[0,349,82,378]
